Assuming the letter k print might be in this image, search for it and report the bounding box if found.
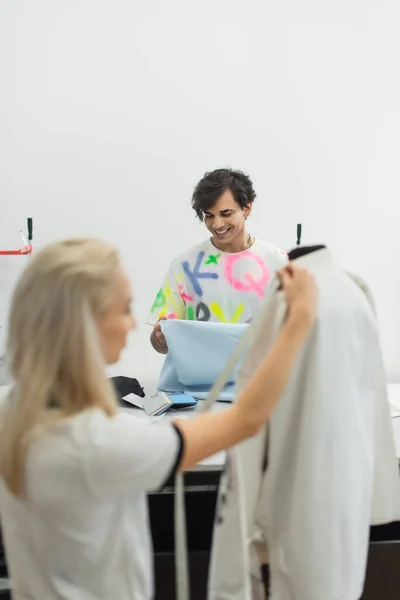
[182,251,218,297]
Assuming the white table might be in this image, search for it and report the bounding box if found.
[124,382,400,470]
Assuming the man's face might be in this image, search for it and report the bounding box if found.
[203,189,252,250]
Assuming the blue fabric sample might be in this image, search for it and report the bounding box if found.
[156,320,248,402]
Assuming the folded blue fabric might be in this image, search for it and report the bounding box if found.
[156,320,248,402]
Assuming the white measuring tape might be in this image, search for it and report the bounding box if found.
[174,277,280,600]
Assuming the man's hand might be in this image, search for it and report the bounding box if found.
[151,316,168,353]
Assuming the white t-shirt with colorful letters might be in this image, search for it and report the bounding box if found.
[147,238,287,326]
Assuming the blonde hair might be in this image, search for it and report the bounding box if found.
[0,238,120,496]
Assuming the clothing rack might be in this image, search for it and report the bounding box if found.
[0,218,33,381]
[297,223,302,246]
[0,218,33,256]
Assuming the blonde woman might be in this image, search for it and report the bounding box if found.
[0,238,316,600]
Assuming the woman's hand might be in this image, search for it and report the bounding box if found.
[277,263,318,330]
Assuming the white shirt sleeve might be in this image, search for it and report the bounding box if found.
[81,411,183,497]
[274,247,289,269]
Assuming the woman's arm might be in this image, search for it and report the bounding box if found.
[174,264,317,471]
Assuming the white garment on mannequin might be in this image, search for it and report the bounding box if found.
[208,249,400,600]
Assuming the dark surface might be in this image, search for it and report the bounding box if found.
[1,471,399,600]
[0,522,10,598]
[0,527,7,579]
[149,489,218,554]
[151,471,400,552]
[110,376,145,405]
[150,479,400,600]
[154,552,209,600]
[360,542,400,600]
[153,542,400,600]
[0,522,9,599]
[369,520,400,542]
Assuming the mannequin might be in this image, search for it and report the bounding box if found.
[287,244,326,261]
[208,247,400,600]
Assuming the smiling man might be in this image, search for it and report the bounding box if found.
[147,168,287,353]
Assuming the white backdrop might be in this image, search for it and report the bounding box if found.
[1,0,400,382]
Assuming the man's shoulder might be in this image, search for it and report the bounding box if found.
[170,239,212,267]
[253,239,288,261]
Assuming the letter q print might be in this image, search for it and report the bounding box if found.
[224,251,271,297]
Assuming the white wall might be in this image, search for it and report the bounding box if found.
[1,0,400,382]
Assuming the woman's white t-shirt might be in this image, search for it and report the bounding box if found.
[147,238,287,326]
[0,409,182,600]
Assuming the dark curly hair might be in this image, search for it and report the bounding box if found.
[191,168,256,221]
